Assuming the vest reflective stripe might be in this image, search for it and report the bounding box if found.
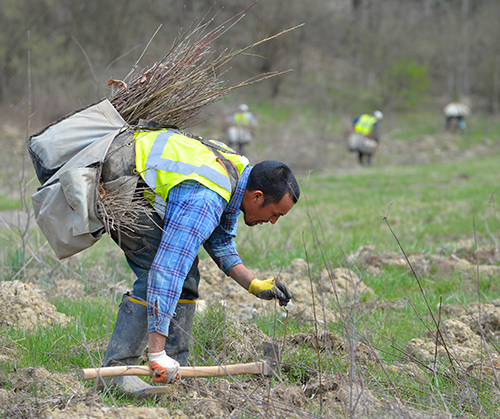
[354,115,377,136]
[144,131,232,195]
[135,129,248,211]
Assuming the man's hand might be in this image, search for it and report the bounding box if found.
[149,350,180,383]
[248,278,292,307]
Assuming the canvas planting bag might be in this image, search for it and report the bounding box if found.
[28,99,129,259]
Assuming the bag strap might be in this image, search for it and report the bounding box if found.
[186,133,240,196]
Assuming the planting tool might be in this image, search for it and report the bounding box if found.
[80,342,279,382]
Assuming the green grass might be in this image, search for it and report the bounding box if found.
[385,111,443,141]
[190,303,254,366]
[0,297,119,375]
[234,153,500,271]
[386,110,500,148]
[0,195,20,211]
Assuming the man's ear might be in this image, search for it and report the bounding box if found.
[252,190,264,203]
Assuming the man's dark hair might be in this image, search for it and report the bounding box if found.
[246,161,300,206]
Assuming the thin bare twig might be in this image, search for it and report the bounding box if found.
[72,36,98,85]
[382,204,456,371]
[472,204,500,390]
[96,181,158,236]
[487,192,500,245]
[301,231,323,413]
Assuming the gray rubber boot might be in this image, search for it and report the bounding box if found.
[164,301,196,366]
[103,293,156,395]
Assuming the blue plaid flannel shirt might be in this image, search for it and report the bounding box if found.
[147,165,251,335]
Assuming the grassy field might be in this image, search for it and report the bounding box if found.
[1,110,500,417]
[236,152,500,266]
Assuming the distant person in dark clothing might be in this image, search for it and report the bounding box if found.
[444,102,470,135]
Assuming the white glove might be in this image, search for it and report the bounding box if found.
[149,350,181,383]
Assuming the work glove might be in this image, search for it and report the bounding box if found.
[149,350,181,383]
[248,278,292,307]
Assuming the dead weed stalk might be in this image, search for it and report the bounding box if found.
[382,205,456,370]
[299,173,372,417]
[383,203,500,412]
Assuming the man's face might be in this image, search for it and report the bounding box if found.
[241,191,295,227]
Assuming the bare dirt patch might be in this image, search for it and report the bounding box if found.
[0,280,71,330]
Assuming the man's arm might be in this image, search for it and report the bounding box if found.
[229,263,255,290]
[147,181,226,382]
[203,208,242,274]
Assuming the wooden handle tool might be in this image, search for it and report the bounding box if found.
[80,361,272,381]
[81,342,280,382]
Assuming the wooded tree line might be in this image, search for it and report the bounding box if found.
[1,0,499,127]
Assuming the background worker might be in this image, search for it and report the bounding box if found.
[444,102,470,135]
[226,104,258,154]
[103,128,299,395]
[352,110,383,166]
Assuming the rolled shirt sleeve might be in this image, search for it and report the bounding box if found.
[203,210,242,275]
[203,165,251,274]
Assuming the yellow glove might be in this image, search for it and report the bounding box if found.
[248,278,292,307]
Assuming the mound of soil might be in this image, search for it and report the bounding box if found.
[41,404,178,419]
[197,257,375,325]
[0,280,71,329]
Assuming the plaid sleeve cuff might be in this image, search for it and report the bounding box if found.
[147,314,171,336]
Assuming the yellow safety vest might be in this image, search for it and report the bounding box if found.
[134,129,249,211]
[354,115,377,136]
[234,112,252,126]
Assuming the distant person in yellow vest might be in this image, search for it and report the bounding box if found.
[351,110,383,166]
[226,104,257,154]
